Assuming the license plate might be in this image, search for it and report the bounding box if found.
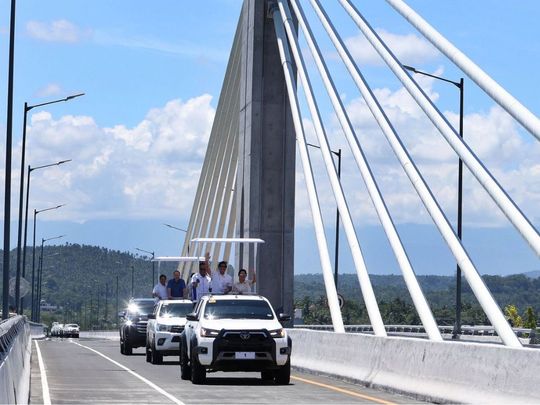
[235,352,255,359]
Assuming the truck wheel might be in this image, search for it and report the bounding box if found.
[124,341,133,355]
[274,360,290,385]
[145,344,152,363]
[190,354,206,384]
[180,341,191,380]
[120,340,125,355]
[151,342,162,364]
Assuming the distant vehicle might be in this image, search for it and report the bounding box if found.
[119,298,155,355]
[51,323,64,337]
[146,299,194,364]
[63,323,80,338]
[180,294,292,385]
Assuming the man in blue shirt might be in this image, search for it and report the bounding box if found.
[167,270,186,299]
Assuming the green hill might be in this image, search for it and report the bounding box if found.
[1,244,538,328]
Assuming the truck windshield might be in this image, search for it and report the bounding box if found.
[128,302,154,316]
[159,303,193,318]
[204,300,274,320]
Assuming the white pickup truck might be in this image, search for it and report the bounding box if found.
[180,294,292,384]
[146,299,194,364]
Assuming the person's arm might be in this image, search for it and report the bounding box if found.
[166,280,172,299]
[250,269,256,284]
[205,252,211,276]
[191,274,200,292]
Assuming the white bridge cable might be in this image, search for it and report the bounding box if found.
[180,23,242,278]
[313,0,522,347]
[386,0,540,143]
[277,0,385,336]
[223,169,238,264]
[209,127,239,266]
[290,0,441,341]
[205,83,240,267]
[272,8,345,333]
[197,66,240,263]
[338,0,540,258]
[179,125,217,276]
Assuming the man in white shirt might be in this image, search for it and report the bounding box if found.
[210,261,233,294]
[152,274,168,301]
[191,261,211,302]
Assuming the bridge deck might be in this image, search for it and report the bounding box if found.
[30,337,426,404]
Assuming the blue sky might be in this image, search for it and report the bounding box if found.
[0,0,539,278]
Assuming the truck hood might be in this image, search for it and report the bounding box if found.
[156,317,187,326]
[200,318,282,331]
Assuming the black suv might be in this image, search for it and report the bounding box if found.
[119,298,155,355]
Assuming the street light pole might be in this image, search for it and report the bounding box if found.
[2,0,17,321]
[31,205,65,321]
[116,274,119,323]
[104,284,108,327]
[36,234,65,322]
[21,160,70,314]
[15,94,83,314]
[403,65,465,338]
[306,143,342,289]
[163,223,189,254]
[131,265,134,298]
[135,247,155,289]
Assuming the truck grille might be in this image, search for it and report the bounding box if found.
[171,325,184,333]
[216,330,273,352]
[136,321,147,334]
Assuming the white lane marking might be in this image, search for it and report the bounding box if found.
[71,341,185,405]
[34,340,52,405]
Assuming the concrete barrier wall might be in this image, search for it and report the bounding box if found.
[0,317,31,405]
[288,329,540,404]
[79,331,119,340]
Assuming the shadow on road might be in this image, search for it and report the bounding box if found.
[203,377,292,386]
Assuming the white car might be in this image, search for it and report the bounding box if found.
[146,299,194,364]
[50,323,64,337]
[180,294,291,385]
[63,323,80,338]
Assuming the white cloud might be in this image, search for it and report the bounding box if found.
[4,81,538,234]
[294,77,540,230]
[26,20,89,43]
[344,29,439,66]
[34,83,63,98]
[9,95,215,222]
[92,31,229,62]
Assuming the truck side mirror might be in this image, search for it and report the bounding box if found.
[278,313,291,322]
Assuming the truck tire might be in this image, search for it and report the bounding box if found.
[180,341,191,380]
[274,360,290,385]
[124,341,133,355]
[145,343,152,363]
[151,342,163,364]
[190,354,206,384]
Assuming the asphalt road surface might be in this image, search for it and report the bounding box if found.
[31,337,426,404]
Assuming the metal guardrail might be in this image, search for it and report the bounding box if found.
[295,324,538,339]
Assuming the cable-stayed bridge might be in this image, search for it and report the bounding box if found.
[2,1,540,403]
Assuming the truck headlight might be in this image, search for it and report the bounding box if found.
[200,327,220,337]
[157,324,171,332]
[269,328,285,338]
